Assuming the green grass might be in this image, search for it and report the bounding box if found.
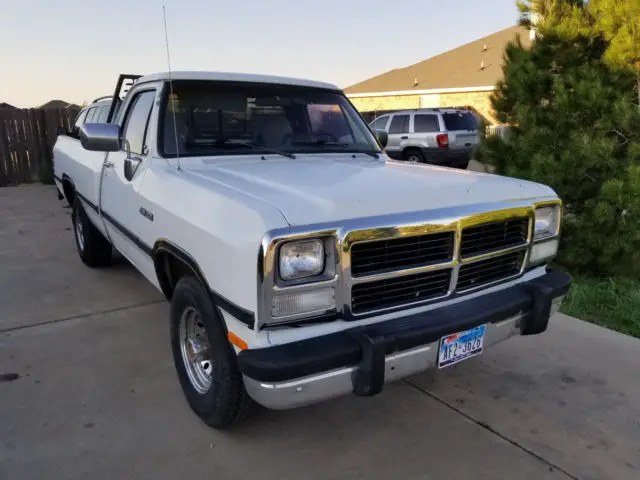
[560,275,640,338]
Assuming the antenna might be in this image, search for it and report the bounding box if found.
[163,4,181,171]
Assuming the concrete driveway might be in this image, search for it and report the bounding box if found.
[1,185,639,480]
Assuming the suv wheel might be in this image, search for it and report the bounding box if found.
[403,148,425,163]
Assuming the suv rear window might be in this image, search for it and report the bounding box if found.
[442,112,478,131]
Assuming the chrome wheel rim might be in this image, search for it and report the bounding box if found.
[408,155,421,163]
[179,306,213,394]
[75,213,85,252]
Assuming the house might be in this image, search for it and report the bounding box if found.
[40,100,81,110]
[0,102,18,110]
[345,25,533,124]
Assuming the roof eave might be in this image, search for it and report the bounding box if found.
[346,85,495,98]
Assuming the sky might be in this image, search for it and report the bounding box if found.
[0,0,520,107]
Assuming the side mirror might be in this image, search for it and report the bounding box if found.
[376,130,388,149]
[124,156,142,181]
[56,126,68,136]
[80,123,121,152]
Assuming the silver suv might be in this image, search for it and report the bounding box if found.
[369,108,480,169]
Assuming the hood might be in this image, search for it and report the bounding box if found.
[184,154,556,226]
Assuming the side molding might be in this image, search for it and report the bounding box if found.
[152,240,256,329]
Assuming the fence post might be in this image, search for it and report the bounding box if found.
[0,111,9,187]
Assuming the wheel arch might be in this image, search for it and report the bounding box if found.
[61,174,76,206]
[152,240,208,301]
[402,146,425,161]
[152,239,255,329]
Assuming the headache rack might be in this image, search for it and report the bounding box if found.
[105,74,143,123]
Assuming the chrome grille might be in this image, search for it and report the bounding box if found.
[456,251,525,292]
[348,215,531,315]
[351,269,451,314]
[461,218,528,258]
[350,232,454,277]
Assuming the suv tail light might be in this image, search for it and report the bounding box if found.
[436,134,449,148]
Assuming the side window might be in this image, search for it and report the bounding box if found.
[370,116,388,131]
[414,114,440,133]
[96,105,111,123]
[122,91,156,156]
[388,114,409,134]
[73,109,88,128]
[86,107,100,123]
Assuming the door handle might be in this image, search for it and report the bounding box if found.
[400,136,408,140]
[104,160,115,168]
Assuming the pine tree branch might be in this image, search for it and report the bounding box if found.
[611,129,630,144]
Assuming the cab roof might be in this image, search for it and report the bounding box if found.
[137,71,340,91]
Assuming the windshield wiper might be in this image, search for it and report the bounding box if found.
[291,140,379,158]
[189,138,295,159]
[230,140,296,159]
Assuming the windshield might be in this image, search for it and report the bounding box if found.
[160,81,381,157]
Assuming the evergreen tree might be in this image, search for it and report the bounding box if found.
[477,0,640,278]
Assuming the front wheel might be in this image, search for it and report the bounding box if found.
[170,276,252,429]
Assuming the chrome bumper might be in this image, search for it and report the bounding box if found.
[244,309,559,410]
[239,270,571,411]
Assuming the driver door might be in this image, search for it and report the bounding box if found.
[100,88,157,281]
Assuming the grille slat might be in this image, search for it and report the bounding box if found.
[351,269,451,314]
[353,288,449,310]
[353,272,451,299]
[349,216,530,314]
[456,251,524,291]
[351,231,454,277]
[461,218,528,258]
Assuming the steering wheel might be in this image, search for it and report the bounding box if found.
[314,131,339,143]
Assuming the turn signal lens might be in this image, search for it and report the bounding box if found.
[271,287,335,319]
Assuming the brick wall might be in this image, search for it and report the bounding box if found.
[349,95,421,112]
[437,91,496,124]
[349,89,497,124]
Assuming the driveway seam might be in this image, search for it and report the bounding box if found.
[404,378,582,480]
[0,300,165,334]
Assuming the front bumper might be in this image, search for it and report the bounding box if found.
[239,270,571,410]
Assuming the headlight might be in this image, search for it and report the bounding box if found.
[534,206,560,240]
[279,239,325,281]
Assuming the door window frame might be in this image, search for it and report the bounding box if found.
[118,88,157,157]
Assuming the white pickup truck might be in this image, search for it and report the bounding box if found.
[52,71,571,428]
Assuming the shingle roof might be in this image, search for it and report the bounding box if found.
[345,25,531,94]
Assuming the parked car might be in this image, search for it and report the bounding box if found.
[369,108,480,169]
[52,71,571,429]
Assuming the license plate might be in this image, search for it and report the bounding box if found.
[438,325,486,368]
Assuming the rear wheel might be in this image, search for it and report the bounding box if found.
[72,199,112,267]
[403,148,425,163]
[170,276,252,429]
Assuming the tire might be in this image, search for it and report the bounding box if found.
[62,179,75,207]
[170,276,251,429]
[72,199,113,267]
[403,148,425,163]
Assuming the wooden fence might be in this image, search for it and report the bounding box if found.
[0,107,80,187]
